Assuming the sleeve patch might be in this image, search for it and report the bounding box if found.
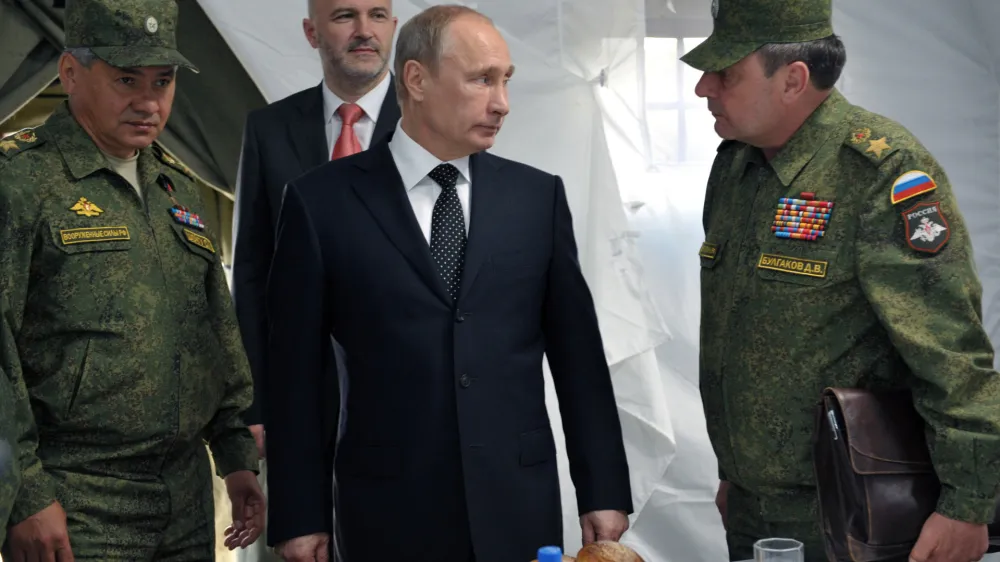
[902,201,950,254]
[891,170,938,205]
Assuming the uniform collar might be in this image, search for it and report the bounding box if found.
[45,102,177,196]
[45,102,164,184]
[44,102,116,181]
[767,89,850,186]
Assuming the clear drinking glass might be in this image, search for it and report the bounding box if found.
[754,538,805,562]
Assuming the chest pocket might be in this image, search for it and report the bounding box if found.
[169,224,217,264]
[754,243,839,287]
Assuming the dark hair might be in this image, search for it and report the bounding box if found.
[756,35,846,90]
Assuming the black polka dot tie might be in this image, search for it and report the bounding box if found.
[428,163,466,300]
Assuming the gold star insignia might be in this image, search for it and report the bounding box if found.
[866,137,891,159]
[0,139,16,152]
[70,197,104,217]
[15,131,36,143]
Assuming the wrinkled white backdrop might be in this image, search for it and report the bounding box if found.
[198,0,1000,560]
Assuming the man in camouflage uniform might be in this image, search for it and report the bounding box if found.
[0,0,265,559]
[681,1,999,561]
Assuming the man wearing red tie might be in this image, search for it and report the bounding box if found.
[229,0,401,559]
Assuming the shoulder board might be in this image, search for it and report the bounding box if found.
[844,125,899,166]
[152,144,195,181]
[0,128,44,160]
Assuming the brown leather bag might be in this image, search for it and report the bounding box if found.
[812,387,1000,561]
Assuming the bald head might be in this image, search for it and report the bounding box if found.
[310,0,392,18]
[303,0,397,98]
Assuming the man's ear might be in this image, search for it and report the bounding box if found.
[402,59,428,102]
[303,18,320,49]
[58,52,79,94]
[782,61,811,102]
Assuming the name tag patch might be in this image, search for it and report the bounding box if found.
[757,253,828,278]
[184,229,215,253]
[699,242,719,259]
[60,226,130,245]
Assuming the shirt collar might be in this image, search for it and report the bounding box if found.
[322,71,391,125]
[388,121,471,192]
[767,88,850,186]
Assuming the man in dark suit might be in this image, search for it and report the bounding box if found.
[230,0,400,559]
[264,4,634,562]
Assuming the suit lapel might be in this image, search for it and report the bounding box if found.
[352,141,452,305]
[458,152,504,301]
[288,83,329,170]
[371,83,399,145]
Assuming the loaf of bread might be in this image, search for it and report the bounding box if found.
[574,541,644,562]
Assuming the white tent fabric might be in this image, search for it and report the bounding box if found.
[198,0,1000,561]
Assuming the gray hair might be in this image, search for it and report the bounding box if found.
[393,4,492,102]
[756,35,847,90]
[65,47,98,68]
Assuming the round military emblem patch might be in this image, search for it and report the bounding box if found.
[712,0,720,18]
[145,16,158,34]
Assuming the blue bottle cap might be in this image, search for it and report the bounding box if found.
[537,545,563,562]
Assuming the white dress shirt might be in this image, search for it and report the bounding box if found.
[322,71,392,155]
[387,122,471,243]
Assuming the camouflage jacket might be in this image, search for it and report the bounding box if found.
[699,89,1000,524]
[0,103,257,526]
[0,295,20,546]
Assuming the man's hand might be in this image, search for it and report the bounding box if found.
[222,470,266,550]
[909,512,988,562]
[276,533,331,562]
[580,510,629,544]
[249,424,266,459]
[716,480,731,529]
[3,500,74,561]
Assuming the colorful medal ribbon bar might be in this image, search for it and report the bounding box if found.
[772,192,834,241]
[158,174,206,231]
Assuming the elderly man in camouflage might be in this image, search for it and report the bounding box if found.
[681,1,1000,561]
[0,0,265,560]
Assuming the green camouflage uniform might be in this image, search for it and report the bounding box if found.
[0,0,256,559]
[682,1,1000,560]
[0,295,21,548]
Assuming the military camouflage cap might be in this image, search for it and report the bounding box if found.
[681,0,834,72]
[64,0,198,72]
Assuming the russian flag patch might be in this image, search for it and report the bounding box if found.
[891,170,937,205]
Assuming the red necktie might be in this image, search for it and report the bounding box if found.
[332,103,364,160]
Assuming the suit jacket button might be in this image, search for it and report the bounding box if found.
[459,374,471,388]
[455,310,465,323]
